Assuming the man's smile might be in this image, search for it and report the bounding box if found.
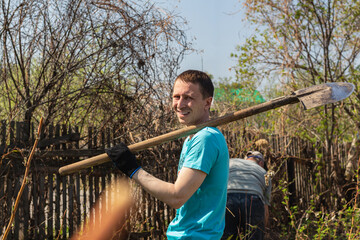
[177,109,190,117]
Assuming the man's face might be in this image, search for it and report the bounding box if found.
[172,80,212,126]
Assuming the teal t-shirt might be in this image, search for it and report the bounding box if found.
[166,127,229,240]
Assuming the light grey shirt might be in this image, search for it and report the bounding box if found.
[227,158,271,205]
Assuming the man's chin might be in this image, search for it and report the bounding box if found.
[178,119,186,124]
[178,118,189,125]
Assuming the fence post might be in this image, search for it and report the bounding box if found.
[88,127,93,149]
[1,120,6,147]
[287,157,296,207]
[22,121,31,146]
[39,172,46,238]
[48,173,54,239]
[62,175,67,239]
[10,121,15,146]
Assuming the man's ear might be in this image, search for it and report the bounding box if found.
[259,161,265,168]
[205,97,213,110]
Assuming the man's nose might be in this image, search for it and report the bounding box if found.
[177,97,186,109]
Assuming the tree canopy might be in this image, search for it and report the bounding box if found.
[0,0,190,136]
[228,0,360,216]
[232,0,360,139]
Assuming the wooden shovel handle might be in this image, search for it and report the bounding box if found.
[58,124,206,175]
[58,95,299,175]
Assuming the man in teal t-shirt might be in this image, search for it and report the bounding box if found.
[167,126,229,239]
[106,70,229,239]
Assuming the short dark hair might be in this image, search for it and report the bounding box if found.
[175,70,214,99]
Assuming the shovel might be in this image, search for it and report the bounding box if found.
[59,82,354,175]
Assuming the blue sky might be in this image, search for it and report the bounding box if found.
[157,0,253,82]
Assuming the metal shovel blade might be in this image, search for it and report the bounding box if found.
[295,82,355,110]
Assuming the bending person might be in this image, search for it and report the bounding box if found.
[222,151,272,240]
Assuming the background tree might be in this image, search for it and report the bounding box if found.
[0,0,190,143]
[231,0,360,211]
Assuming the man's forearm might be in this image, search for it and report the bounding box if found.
[132,168,184,209]
[132,167,206,209]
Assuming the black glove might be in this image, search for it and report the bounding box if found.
[105,142,141,178]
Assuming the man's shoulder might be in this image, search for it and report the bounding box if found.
[196,127,224,139]
[229,158,248,163]
[229,158,247,167]
[229,159,266,171]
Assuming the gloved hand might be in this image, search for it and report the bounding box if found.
[105,142,141,178]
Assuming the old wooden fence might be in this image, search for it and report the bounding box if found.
[0,121,181,240]
[0,121,351,239]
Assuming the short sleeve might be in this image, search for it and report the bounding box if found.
[182,130,219,174]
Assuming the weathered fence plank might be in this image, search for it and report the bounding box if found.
[55,173,61,238]
[62,175,67,239]
[81,174,87,229]
[13,179,20,240]
[69,174,74,236]
[48,173,54,240]
[39,172,46,239]
[287,158,296,207]
[23,184,30,240]
[75,173,81,230]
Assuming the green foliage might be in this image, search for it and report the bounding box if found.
[234,0,360,137]
[270,162,360,239]
[214,83,265,106]
[212,80,269,132]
